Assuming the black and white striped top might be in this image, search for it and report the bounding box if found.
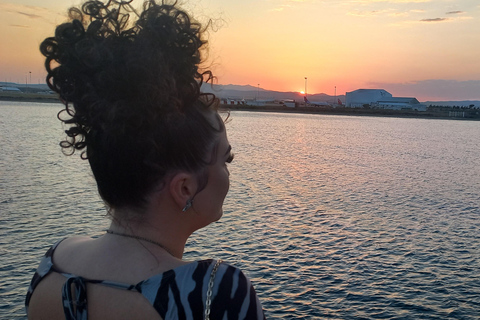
[25,239,266,320]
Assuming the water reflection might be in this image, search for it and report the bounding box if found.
[1,104,480,319]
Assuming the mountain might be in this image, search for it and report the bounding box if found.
[216,84,265,92]
[6,81,476,107]
[201,83,344,102]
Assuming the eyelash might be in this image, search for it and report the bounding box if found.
[226,153,234,163]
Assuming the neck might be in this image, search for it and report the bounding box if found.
[108,221,188,259]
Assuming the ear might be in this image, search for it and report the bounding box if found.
[169,172,198,211]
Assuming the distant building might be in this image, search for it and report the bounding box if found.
[345,89,426,111]
[375,97,426,111]
[223,98,245,105]
[1,86,21,92]
[346,89,392,108]
[281,100,296,108]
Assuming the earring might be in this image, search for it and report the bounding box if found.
[182,199,193,212]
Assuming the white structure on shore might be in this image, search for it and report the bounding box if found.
[346,89,426,111]
[375,97,425,111]
[0,86,21,92]
[346,89,391,107]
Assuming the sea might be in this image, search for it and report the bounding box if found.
[1,101,480,319]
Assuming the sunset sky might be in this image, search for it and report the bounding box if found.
[1,0,479,101]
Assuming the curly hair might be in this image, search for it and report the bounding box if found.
[40,0,223,210]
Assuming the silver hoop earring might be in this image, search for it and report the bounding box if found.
[182,199,193,212]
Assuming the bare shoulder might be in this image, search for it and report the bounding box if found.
[53,235,93,255]
[51,236,98,272]
[52,235,187,282]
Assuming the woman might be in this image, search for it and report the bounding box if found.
[25,0,266,319]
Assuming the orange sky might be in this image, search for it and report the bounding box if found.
[1,0,480,101]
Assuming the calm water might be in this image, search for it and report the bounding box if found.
[1,101,480,319]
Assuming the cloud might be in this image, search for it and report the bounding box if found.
[0,3,58,22]
[446,11,464,15]
[348,10,380,16]
[350,0,431,3]
[391,13,471,26]
[388,12,409,17]
[366,80,480,101]
[9,24,31,28]
[420,17,449,22]
[348,9,392,17]
[0,3,62,28]
[387,9,424,17]
[268,0,309,4]
[16,11,41,19]
[268,0,306,12]
[270,4,293,12]
[455,16,474,21]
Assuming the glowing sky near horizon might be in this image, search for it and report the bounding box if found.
[1,0,479,101]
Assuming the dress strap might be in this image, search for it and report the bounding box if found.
[59,274,142,320]
[25,238,67,313]
[62,276,88,320]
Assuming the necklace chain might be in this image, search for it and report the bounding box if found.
[205,259,222,320]
[106,230,174,257]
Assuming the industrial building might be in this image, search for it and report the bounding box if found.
[346,89,426,111]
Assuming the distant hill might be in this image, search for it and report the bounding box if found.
[3,81,477,107]
[201,83,345,103]
[216,84,263,92]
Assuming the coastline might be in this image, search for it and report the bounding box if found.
[0,93,61,104]
[219,104,480,121]
[1,94,478,120]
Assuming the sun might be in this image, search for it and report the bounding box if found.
[300,91,305,95]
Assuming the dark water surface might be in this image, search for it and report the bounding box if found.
[1,102,480,319]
